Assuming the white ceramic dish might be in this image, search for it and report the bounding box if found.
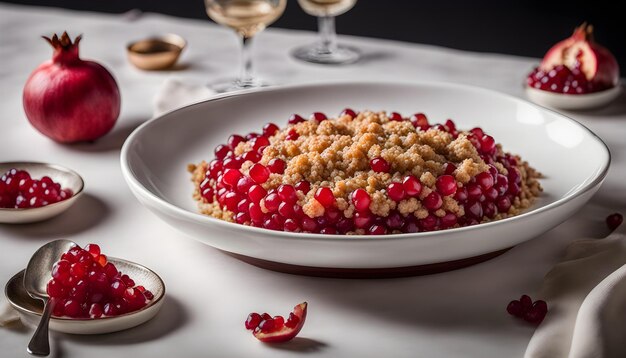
[120,82,610,270]
[4,257,165,334]
[525,84,621,110]
[0,162,84,224]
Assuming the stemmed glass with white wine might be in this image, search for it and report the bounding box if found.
[205,0,286,92]
[293,0,359,64]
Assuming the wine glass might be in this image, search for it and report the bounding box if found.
[293,0,359,65]
[205,0,286,92]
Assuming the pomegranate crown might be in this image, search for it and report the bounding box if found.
[572,22,594,41]
[42,32,83,63]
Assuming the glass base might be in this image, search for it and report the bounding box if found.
[292,44,360,65]
[208,78,266,93]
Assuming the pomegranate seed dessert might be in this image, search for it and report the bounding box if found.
[507,294,548,325]
[46,243,154,318]
[189,110,542,235]
[527,23,619,95]
[0,168,73,209]
[245,302,308,342]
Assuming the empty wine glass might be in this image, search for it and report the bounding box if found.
[205,0,286,92]
[293,0,359,65]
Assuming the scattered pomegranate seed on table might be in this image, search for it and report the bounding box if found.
[245,302,308,343]
[507,295,548,325]
[0,168,73,209]
[47,243,153,318]
[606,213,623,231]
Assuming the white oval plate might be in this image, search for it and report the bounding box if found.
[120,82,610,269]
[5,257,165,334]
[525,85,621,110]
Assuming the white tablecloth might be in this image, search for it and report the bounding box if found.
[1,4,625,357]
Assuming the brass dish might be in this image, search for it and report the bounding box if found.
[127,34,186,70]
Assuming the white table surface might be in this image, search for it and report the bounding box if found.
[1,4,625,357]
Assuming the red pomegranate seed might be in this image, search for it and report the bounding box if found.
[267,158,286,174]
[483,201,496,218]
[494,174,509,195]
[285,312,300,328]
[508,182,521,196]
[440,213,457,228]
[465,201,483,219]
[496,196,512,213]
[485,187,498,201]
[444,119,457,132]
[286,129,299,141]
[443,162,457,175]
[228,134,245,150]
[524,300,548,324]
[250,136,270,152]
[248,185,266,203]
[263,193,281,212]
[436,175,457,196]
[419,214,439,231]
[46,279,65,297]
[64,299,82,318]
[223,192,241,211]
[389,112,403,121]
[301,216,318,232]
[288,114,305,125]
[351,189,371,212]
[277,184,298,203]
[320,227,337,235]
[295,180,310,193]
[278,202,295,217]
[315,187,335,208]
[237,198,250,213]
[249,203,264,222]
[214,144,231,160]
[480,135,496,154]
[387,182,405,202]
[402,175,422,197]
[283,219,300,232]
[235,212,250,224]
[466,183,483,201]
[410,113,429,130]
[354,211,372,229]
[242,150,262,163]
[263,217,281,231]
[223,156,244,169]
[506,300,523,318]
[340,108,357,118]
[370,157,390,173]
[222,168,242,188]
[385,211,403,229]
[336,217,354,234]
[236,176,255,195]
[310,112,327,121]
[368,224,387,235]
[476,172,494,190]
[520,295,532,310]
[508,167,522,184]
[606,213,623,230]
[249,163,270,184]
[89,303,103,318]
[263,123,280,137]
[423,192,443,210]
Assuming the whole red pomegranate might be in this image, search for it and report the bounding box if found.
[23,32,120,143]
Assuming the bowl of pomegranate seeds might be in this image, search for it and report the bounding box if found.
[121,82,609,276]
[0,162,84,223]
[4,243,165,334]
[525,23,621,110]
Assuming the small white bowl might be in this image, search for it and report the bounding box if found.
[4,257,165,335]
[525,85,621,110]
[0,162,84,224]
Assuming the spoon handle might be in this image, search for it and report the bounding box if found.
[27,298,53,356]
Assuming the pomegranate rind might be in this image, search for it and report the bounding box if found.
[540,23,619,88]
[253,302,307,343]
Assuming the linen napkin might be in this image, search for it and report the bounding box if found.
[525,222,626,358]
[153,78,216,117]
[0,295,19,326]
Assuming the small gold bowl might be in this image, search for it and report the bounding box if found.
[127,34,186,70]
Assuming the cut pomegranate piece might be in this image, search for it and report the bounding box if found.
[246,302,308,343]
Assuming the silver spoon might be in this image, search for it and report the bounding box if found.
[23,239,76,356]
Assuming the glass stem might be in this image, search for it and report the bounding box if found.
[317,16,337,54]
[238,35,254,85]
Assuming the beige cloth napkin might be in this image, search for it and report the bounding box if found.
[525,222,626,358]
[152,78,216,117]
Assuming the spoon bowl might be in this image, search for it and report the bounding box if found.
[23,239,76,356]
